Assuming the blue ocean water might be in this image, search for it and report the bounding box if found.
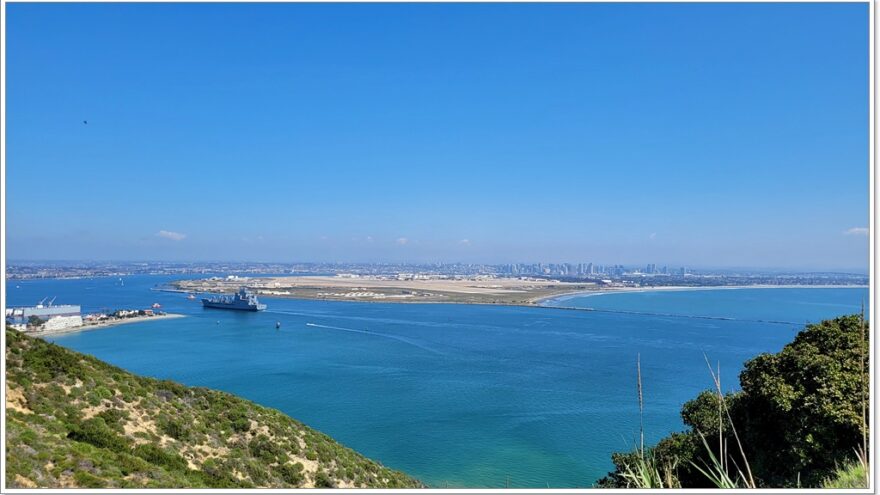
[546,287,869,323]
[5,277,868,488]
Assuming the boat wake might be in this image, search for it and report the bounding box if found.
[264,310,315,318]
[304,322,444,356]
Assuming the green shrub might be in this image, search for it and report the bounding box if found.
[278,462,305,486]
[249,434,282,463]
[67,418,130,453]
[227,408,251,433]
[157,416,191,441]
[22,342,83,379]
[197,458,242,488]
[131,444,187,471]
[96,409,129,431]
[314,470,335,488]
[18,427,38,445]
[73,470,106,488]
[822,458,868,488]
[115,452,152,476]
[94,386,113,400]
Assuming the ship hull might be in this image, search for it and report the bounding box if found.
[201,300,266,311]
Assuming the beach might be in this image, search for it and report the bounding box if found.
[27,313,185,337]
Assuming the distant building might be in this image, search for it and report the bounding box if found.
[5,300,82,331]
[6,302,81,323]
[42,315,84,331]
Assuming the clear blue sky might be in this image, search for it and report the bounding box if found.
[6,3,870,270]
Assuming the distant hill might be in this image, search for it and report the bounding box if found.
[5,328,422,488]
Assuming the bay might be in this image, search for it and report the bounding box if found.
[5,276,867,487]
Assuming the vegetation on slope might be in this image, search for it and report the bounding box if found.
[597,314,870,489]
[822,452,870,489]
[5,328,422,489]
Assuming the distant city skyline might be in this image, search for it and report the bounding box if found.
[5,258,869,276]
[6,3,870,270]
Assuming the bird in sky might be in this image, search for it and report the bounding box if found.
[82,120,88,125]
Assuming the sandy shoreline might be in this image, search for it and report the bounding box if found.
[532,284,869,305]
[29,313,186,338]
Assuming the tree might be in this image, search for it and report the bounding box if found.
[736,314,869,486]
[598,314,869,488]
[27,315,43,328]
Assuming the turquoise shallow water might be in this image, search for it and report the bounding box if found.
[5,277,868,487]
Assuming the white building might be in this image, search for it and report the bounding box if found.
[41,315,84,331]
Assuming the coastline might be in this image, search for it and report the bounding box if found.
[531,284,870,306]
[167,282,869,310]
[235,284,872,311]
[28,313,185,338]
[169,274,869,309]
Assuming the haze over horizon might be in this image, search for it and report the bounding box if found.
[4,258,870,276]
[6,3,870,270]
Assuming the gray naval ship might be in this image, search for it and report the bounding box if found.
[201,287,267,311]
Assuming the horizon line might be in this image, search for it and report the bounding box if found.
[4,258,870,275]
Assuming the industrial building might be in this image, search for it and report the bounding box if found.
[5,298,83,331]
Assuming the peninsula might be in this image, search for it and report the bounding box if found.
[170,275,597,306]
[33,313,186,337]
[168,274,868,307]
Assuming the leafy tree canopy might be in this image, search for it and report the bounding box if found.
[598,314,869,488]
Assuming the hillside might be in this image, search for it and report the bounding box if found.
[5,328,422,489]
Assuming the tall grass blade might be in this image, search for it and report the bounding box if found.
[703,354,756,488]
[860,302,869,488]
[690,431,740,489]
[637,353,644,457]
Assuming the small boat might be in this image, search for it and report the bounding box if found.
[275,321,281,329]
[152,303,161,309]
[187,294,196,300]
